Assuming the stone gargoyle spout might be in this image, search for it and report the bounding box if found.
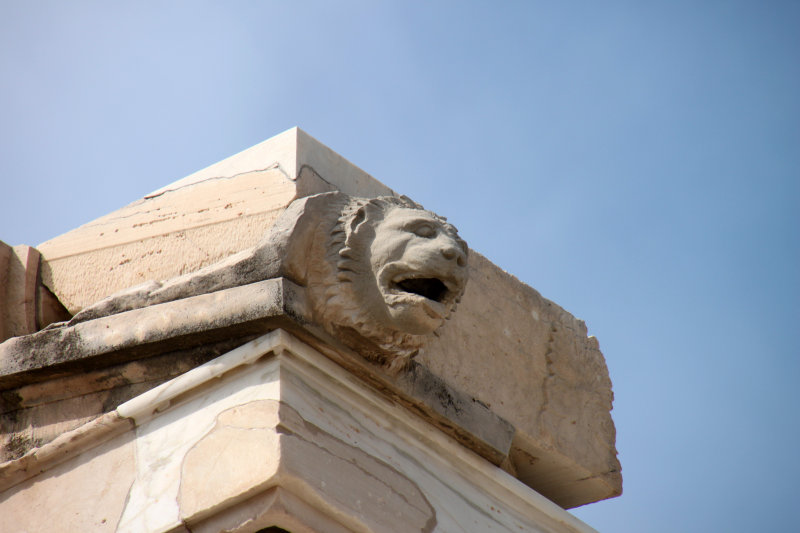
[67,192,469,371]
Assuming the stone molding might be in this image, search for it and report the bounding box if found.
[0,284,513,485]
[0,329,597,533]
[0,269,616,507]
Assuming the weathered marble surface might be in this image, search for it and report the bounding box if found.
[0,330,597,533]
[0,430,135,532]
[0,337,247,464]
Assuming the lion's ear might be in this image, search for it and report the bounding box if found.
[347,205,368,237]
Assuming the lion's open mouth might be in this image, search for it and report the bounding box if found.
[379,262,466,322]
[393,277,449,303]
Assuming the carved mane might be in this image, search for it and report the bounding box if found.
[305,195,467,372]
[65,192,468,374]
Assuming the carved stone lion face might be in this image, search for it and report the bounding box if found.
[369,207,468,335]
[306,196,468,371]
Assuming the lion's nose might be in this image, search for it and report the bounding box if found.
[442,246,467,267]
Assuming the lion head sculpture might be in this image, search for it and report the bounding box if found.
[64,191,468,374]
[304,195,469,372]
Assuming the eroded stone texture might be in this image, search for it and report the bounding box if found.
[421,252,620,507]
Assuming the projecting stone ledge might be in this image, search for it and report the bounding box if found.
[2,128,620,510]
[0,329,597,533]
[0,278,514,471]
[0,265,617,507]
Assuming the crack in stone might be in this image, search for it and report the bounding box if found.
[537,324,558,429]
[284,426,434,519]
[297,163,336,189]
[281,380,509,530]
[144,163,287,200]
[64,165,287,233]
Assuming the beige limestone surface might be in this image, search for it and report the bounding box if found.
[0,244,38,337]
[421,252,619,507]
[37,127,394,314]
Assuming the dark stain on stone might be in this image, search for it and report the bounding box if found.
[4,432,33,461]
[0,390,23,418]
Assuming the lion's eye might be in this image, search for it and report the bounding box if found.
[413,225,436,238]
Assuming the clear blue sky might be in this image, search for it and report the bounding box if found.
[2,2,798,531]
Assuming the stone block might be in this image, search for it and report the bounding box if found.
[0,330,597,532]
[421,252,620,507]
[0,280,514,472]
[37,127,394,314]
[2,128,620,509]
[0,339,243,463]
[0,242,70,342]
[0,243,38,339]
